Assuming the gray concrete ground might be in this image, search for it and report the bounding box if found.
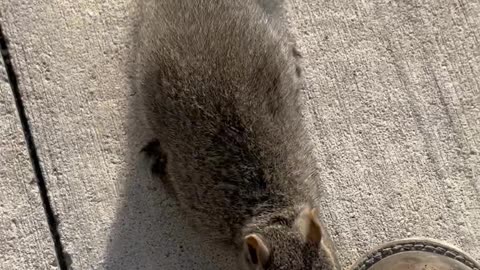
[1,54,56,268]
[1,0,479,269]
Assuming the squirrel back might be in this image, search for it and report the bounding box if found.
[137,1,339,269]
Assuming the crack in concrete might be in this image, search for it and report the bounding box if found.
[0,24,69,270]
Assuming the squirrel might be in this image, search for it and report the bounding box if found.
[136,0,340,269]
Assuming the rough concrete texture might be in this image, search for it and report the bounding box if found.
[0,53,57,268]
[287,0,480,265]
[0,0,479,269]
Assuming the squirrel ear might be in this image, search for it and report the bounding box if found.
[295,207,322,245]
[244,234,270,267]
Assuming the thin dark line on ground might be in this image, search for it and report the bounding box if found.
[0,25,69,270]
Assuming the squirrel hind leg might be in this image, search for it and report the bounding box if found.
[141,139,167,178]
[140,139,178,199]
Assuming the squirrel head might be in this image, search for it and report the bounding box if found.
[240,207,339,270]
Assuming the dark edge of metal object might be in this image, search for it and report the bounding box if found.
[349,238,480,270]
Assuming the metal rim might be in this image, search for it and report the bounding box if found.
[349,238,480,270]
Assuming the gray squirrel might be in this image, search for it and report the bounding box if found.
[136,0,340,269]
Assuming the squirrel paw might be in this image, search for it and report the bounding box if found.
[140,139,167,177]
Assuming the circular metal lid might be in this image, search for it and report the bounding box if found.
[349,238,479,270]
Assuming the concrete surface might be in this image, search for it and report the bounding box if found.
[0,53,57,268]
[1,0,479,269]
[288,0,480,264]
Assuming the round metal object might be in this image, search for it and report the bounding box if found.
[350,238,480,270]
